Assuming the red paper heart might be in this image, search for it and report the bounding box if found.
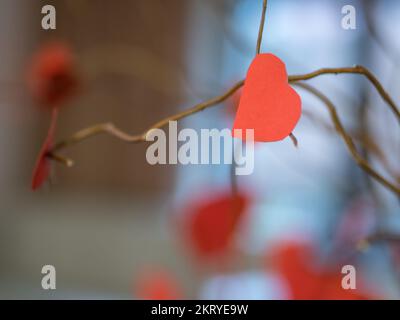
[31,108,58,190]
[232,53,301,142]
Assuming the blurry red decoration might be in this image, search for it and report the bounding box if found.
[135,269,182,300]
[29,42,78,190]
[184,192,249,261]
[233,53,301,142]
[27,42,78,108]
[270,241,375,300]
[31,109,58,190]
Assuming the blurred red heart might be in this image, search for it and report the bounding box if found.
[184,191,249,262]
[233,53,301,142]
[27,42,78,108]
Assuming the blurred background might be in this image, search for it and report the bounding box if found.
[0,0,399,299]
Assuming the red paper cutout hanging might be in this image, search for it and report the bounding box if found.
[28,42,78,190]
[31,109,58,190]
[233,53,301,142]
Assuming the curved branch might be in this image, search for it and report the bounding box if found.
[256,0,268,55]
[364,231,400,245]
[47,80,245,161]
[289,66,400,122]
[293,82,400,196]
[302,109,399,182]
[48,65,399,173]
[144,80,244,133]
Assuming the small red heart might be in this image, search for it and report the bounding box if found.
[31,108,58,190]
[233,53,301,142]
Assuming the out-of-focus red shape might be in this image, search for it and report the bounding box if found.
[31,109,58,190]
[27,42,78,108]
[184,192,249,262]
[270,241,375,300]
[135,269,182,300]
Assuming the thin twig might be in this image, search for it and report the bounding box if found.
[51,122,143,153]
[289,133,298,147]
[289,66,400,122]
[256,0,268,55]
[293,82,400,195]
[48,80,244,159]
[144,80,244,133]
[357,231,400,251]
[365,231,400,244]
[46,152,74,167]
[302,109,399,182]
